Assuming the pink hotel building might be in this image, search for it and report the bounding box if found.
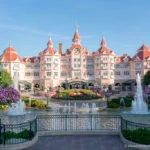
[0,28,150,91]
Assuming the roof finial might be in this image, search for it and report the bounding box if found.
[76,24,79,32]
[143,41,145,46]
[9,40,11,46]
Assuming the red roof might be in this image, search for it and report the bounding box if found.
[65,44,88,55]
[72,28,81,43]
[97,37,112,54]
[23,57,40,63]
[136,44,150,60]
[101,36,107,47]
[0,46,23,62]
[40,39,56,55]
[120,54,132,62]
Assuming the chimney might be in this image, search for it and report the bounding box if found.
[59,43,62,54]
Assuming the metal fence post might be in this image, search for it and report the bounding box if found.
[35,118,37,134]
[4,125,5,145]
[30,121,32,139]
[91,114,93,131]
[65,115,67,131]
[0,119,2,144]
[125,119,128,135]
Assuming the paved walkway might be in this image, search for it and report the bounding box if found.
[24,135,137,150]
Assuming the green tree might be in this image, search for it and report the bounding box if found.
[143,71,150,86]
[0,69,13,88]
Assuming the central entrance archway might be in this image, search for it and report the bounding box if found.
[62,79,88,89]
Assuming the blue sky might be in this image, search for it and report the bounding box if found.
[0,0,150,57]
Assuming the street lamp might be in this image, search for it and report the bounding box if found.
[104,87,109,105]
[65,78,68,89]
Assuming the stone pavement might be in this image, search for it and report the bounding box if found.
[24,135,137,150]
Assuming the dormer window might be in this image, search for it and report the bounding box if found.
[26,59,31,63]
[124,57,128,63]
[116,58,119,62]
[147,62,150,66]
[135,62,141,68]
[34,58,39,63]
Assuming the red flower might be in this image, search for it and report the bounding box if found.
[97,93,102,98]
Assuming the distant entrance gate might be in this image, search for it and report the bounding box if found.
[62,79,89,89]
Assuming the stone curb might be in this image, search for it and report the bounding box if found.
[38,131,119,136]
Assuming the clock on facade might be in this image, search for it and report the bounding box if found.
[73,48,80,55]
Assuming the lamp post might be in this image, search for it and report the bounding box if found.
[104,87,109,105]
[65,78,68,89]
[45,91,50,108]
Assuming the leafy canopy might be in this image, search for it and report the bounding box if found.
[143,71,150,86]
[0,69,13,88]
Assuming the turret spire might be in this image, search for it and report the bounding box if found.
[101,36,107,47]
[72,25,81,44]
[47,37,53,48]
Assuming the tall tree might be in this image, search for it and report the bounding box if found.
[143,71,150,86]
[0,69,13,88]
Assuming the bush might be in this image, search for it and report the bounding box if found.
[21,96,29,106]
[31,100,46,109]
[0,103,9,110]
[2,129,34,140]
[107,101,120,108]
[21,96,46,109]
[108,96,133,108]
[122,128,150,144]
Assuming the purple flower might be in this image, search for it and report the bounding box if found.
[0,87,20,104]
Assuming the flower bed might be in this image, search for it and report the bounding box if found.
[52,89,103,100]
[0,87,20,110]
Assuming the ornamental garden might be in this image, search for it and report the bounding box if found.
[0,70,150,149]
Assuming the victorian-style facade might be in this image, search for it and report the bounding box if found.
[0,28,150,91]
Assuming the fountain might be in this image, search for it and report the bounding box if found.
[73,102,77,114]
[7,72,34,124]
[92,103,97,113]
[131,73,148,114]
[8,72,26,115]
[122,73,149,125]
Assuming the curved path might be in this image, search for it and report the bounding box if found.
[24,135,137,150]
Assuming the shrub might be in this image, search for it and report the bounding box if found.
[122,128,150,144]
[0,103,9,110]
[21,96,46,109]
[2,129,34,140]
[107,101,120,108]
[31,100,46,109]
[108,96,133,108]
[21,96,29,106]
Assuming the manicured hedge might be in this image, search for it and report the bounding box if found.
[122,128,150,144]
[2,129,34,140]
[108,96,133,108]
